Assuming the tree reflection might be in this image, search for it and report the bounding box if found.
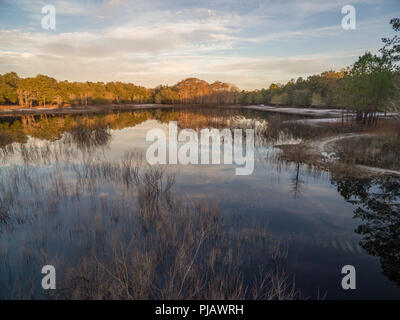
[290,162,304,200]
[67,124,111,150]
[332,175,400,286]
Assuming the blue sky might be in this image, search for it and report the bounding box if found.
[0,0,399,89]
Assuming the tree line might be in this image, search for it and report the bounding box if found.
[0,75,241,107]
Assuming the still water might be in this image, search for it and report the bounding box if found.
[0,108,399,299]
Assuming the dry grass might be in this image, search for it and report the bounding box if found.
[0,140,300,300]
[259,115,349,145]
[334,135,400,171]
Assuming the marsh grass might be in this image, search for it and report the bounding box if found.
[1,109,351,299]
[0,138,300,300]
[334,135,400,171]
[258,115,347,144]
[258,115,400,177]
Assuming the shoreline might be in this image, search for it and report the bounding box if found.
[243,105,348,117]
[1,103,399,177]
[0,103,351,118]
[308,133,400,176]
[1,103,396,120]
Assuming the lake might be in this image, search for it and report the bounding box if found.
[0,107,399,299]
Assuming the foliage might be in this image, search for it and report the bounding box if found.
[339,53,396,125]
[333,175,400,286]
[0,72,19,104]
[241,18,400,127]
[381,18,400,68]
[242,70,345,108]
[0,74,239,107]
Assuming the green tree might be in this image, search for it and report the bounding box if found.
[0,72,19,104]
[340,53,396,125]
[332,175,400,286]
[381,18,400,68]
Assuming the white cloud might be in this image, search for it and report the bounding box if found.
[0,0,394,89]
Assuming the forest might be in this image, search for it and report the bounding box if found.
[0,75,241,107]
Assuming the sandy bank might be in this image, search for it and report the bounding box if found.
[303,133,400,176]
[243,105,347,117]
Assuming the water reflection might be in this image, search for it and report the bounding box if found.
[0,107,399,299]
[332,175,400,286]
[0,108,306,150]
[290,163,304,200]
[67,124,111,151]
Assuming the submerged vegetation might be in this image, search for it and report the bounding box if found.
[332,174,400,286]
[0,135,299,299]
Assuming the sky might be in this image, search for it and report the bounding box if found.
[0,0,399,90]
